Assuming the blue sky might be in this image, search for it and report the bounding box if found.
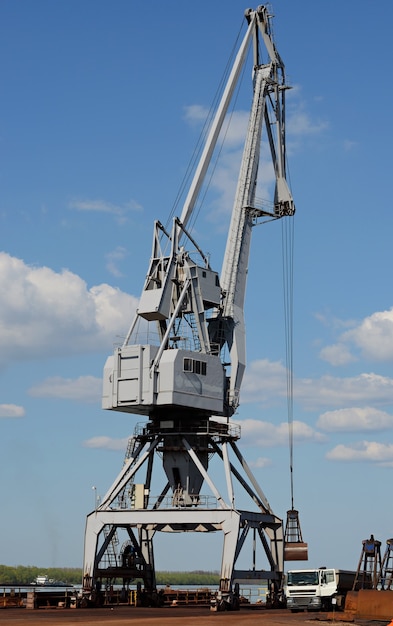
[1,0,393,574]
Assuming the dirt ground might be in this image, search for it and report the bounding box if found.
[0,606,330,626]
[0,606,388,626]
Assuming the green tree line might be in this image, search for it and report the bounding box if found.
[0,565,220,586]
[156,571,220,586]
[0,565,81,585]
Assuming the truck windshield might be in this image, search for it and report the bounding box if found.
[287,571,319,585]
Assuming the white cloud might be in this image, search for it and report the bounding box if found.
[183,104,209,125]
[342,308,393,361]
[249,456,272,468]
[326,441,393,465]
[83,436,129,452]
[0,252,138,366]
[29,376,101,403]
[105,246,128,277]
[317,407,393,433]
[296,372,393,411]
[0,404,25,418]
[242,358,393,413]
[319,307,393,366]
[287,109,328,136]
[285,86,328,135]
[319,343,356,366]
[284,88,329,157]
[69,198,142,224]
[314,311,356,331]
[238,418,326,447]
[241,359,287,405]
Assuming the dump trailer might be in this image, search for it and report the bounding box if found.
[284,568,356,611]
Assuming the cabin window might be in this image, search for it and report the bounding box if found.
[183,358,193,372]
[325,571,335,583]
[183,358,207,376]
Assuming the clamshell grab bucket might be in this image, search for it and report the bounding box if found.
[284,509,308,561]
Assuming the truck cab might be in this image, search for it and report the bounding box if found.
[284,568,356,612]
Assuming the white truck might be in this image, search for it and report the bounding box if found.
[284,568,356,612]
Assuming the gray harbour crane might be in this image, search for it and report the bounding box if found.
[82,5,304,610]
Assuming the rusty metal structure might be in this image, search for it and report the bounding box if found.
[353,534,382,590]
[379,538,393,590]
[342,536,393,620]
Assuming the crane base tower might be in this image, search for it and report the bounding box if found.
[83,417,284,609]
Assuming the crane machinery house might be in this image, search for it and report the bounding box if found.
[103,256,225,416]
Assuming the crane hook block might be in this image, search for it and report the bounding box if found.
[284,509,308,561]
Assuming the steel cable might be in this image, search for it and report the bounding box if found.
[282,215,295,510]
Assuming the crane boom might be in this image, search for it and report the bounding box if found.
[102,5,294,420]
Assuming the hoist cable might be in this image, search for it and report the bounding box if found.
[282,215,295,511]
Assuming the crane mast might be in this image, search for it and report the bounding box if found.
[83,6,299,611]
